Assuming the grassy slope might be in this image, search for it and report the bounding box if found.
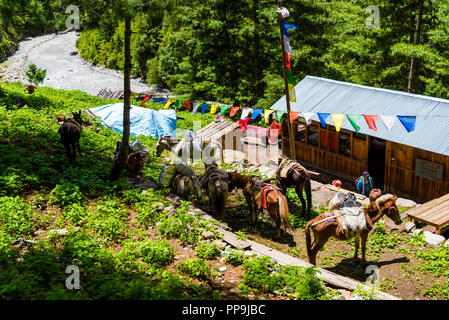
[0,82,329,300]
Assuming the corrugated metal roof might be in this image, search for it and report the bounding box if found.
[271,76,449,156]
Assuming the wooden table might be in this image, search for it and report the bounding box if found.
[406,193,449,234]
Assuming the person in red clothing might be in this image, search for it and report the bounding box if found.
[268,120,282,145]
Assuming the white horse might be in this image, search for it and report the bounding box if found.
[156,130,222,164]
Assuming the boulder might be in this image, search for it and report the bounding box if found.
[423,231,445,247]
[413,228,423,236]
[396,198,417,208]
[214,240,227,250]
[443,239,449,248]
[201,230,215,240]
[404,221,416,233]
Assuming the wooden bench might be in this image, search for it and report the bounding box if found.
[406,193,449,234]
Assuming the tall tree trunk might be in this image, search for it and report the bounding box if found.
[111,17,132,180]
[407,0,424,93]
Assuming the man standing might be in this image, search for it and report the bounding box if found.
[356,171,374,197]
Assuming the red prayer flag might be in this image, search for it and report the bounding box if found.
[230,106,241,117]
[141,95,151,105]
[363,115,378,132]
[238,118,251,133]
[290,111,301,124]
[184,101,191,111]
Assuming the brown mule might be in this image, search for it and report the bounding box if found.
[229,171,290,239]
[200,161,230,221]
[305,195,402,265]
[276,157,312,217]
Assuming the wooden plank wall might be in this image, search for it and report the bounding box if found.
[385,141,449,203]
[282,120,368,181]
[282,119,449,203]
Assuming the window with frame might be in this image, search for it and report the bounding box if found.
[307,124,319,146]
[296,119,306,143]
[328,126,337,153]
[339,129,351,157]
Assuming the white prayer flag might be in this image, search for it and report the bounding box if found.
[380,115,395,131]
[240,107,253,120]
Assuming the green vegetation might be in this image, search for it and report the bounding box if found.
[241,256,326,299]
[75,0,449,107]
[25,63,46,86]
[195,242,221,260]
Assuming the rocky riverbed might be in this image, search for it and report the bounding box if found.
[0,31,159,96]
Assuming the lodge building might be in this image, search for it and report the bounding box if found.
[271,76,449,203]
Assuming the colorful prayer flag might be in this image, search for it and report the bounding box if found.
[331,114,345,132]
[229,106,240,118]
[380,115,395,131]
[363,115,378,132]
[302,112,314,125]
[277,110,287,123]
[281,15,297,103]
[346,114,362,133]
[164,98,175,109]
[251,109,263,120]
[221,105,231,116]
[192,102,200,114]
[290,111,301,124]
[317,113,330,128]
[397,116,416,132]
[240,107,253,120]
[201,104,210,115]
[210,104,219,114]
[264,109,276,124]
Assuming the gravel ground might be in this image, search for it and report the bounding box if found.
[0,31,156,95]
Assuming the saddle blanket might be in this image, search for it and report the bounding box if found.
[257,185,281,210]
[278,159,306,179]
[328,192,366,235]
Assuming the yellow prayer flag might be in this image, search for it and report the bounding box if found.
[288,83,296,102]
[164,98,175,109]
[210,104,219,114]
[264,109,276,124]
[331,114,345,132]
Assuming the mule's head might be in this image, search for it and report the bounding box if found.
[72,110,83,126]
[380,194,402,225]
[155,137,168,157]
[57,114,66,124]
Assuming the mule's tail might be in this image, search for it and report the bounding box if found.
[305,221,313,262]
[305,174,312,215]
[215,180,228,219]
[278,193,290,230]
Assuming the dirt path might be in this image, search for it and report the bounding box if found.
[0,31,153,95]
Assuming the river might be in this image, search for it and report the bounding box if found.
[0,31,154,96]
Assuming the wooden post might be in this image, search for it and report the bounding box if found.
[277,1,296,160]
[111,16,132,180]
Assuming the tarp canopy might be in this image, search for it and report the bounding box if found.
[89,103,177,138]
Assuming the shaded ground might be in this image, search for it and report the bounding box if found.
[191,189,449,300]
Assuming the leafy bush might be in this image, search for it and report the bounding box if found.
[195,242,221,260]
[223,249,248,266]
[136,240,175,267]
[49,183,84,208]
[25,63,46,86]
[176,258,213,281]
[0,196,35,237]
[280,266,326,300]
[242,256,282,293]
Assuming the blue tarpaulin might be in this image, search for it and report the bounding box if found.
[89,103,177,138]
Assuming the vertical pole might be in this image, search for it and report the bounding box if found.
[112,16,132,179]
[277,1,296,160]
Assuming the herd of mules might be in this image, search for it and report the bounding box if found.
[57,113,402,266]
[154,138,403,266]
